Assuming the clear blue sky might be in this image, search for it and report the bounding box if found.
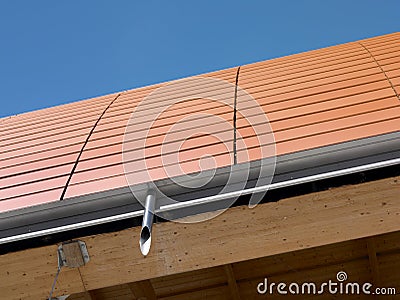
[0,1,398,118]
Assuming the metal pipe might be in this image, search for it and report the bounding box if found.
[0,157,399,245]
[140,189,156,256]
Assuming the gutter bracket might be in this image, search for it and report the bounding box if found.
[58,240,90,268]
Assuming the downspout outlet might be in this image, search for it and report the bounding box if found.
[140,189,156,256]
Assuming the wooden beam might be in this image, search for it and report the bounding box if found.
[1,176,399,299]
[82,291,96,300]
[224,264,241,300]
[367,238,381,286]
[128,280,157,300]
[67,290,96,300]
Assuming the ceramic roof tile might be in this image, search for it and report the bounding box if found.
[1,33,399,211]
[0,93,118,211]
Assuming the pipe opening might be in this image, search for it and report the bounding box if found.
[140,225,152,256]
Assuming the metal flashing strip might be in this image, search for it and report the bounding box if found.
[0,210,144,244]
[158,157,400,212]
[1,156,399,245]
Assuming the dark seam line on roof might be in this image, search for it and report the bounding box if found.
[233,66,241,165]
[359,42,400,100]
[59,93,122,201]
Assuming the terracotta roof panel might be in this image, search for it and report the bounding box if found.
[0,93,116,211]
[64,69,238,198]
[1,33,399,211]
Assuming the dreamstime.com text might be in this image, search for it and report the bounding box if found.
[257,271,396,296]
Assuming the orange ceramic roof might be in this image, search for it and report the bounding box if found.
[1,32,399,212]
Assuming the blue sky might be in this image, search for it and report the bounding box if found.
[0,1,398,118]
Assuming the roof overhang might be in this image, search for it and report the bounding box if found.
[1,131,399,245]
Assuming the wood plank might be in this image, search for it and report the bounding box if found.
[72,232,400,300]
[232,238,369,281]
[67,293,86,300]
[373,231,400,254]
[224,264,241,300]
[1,176,399,299]
[90,284,132,299]
[366,239,381,300]
[70,291,98,300]
[367,238,381,287]
[128,280,157,300]
[82,291,97,300]
[158,285,230,300]
[376,251,400,288]
[151,266,225,298]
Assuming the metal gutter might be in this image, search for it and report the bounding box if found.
[1,156,399,245]
[0,210,144,244]
[159,157,400,212]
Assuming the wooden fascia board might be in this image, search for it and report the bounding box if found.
[0,176,399,299]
